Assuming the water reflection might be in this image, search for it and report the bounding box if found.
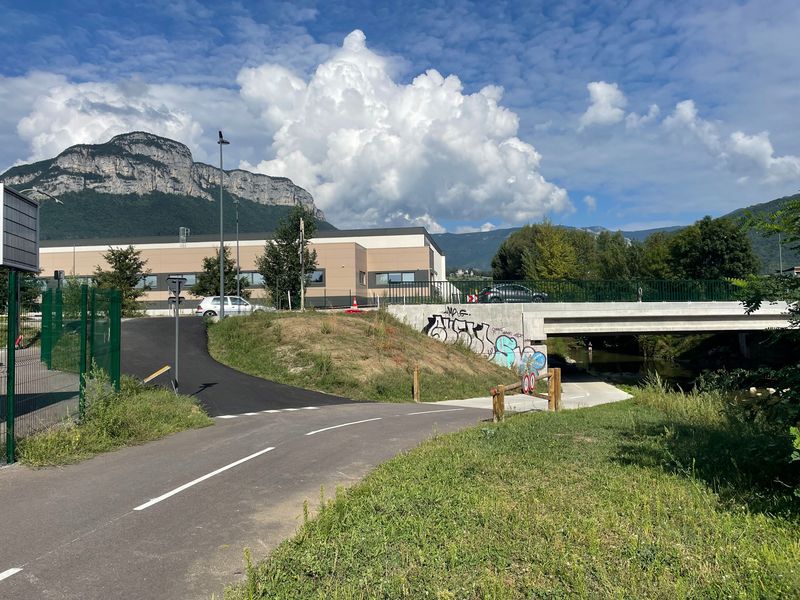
[567,347,695,388]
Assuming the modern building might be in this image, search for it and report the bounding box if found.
[39,227,446,310]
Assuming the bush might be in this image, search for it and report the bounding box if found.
[17,369,212,466]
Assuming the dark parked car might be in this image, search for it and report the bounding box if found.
[478,283,547,303]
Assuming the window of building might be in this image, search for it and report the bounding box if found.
[308,270,325,285]
[241,272,264,287]
[135,275,158,289]
[375,272,415,286]
[168,273,197,286]
[359,271,366,286]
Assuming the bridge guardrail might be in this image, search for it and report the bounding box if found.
[386,279,742,305]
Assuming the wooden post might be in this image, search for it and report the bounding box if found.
[413,365,420,403]
[492,384,505,423]
[548,368,562,411]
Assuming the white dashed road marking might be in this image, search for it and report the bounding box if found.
[133,447,275,511]
[0,568,22,582]
[405,408,465,416]
[216,406,320,419]
[305,418,382,436]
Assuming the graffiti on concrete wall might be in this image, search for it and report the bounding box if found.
[422,306,547,377]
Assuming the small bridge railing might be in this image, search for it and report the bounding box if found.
[386,279,742,305]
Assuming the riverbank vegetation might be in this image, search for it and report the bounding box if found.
[17,370,212,466]
[207,310,516,402]
[492,216,758,281]
[225,382,799,599]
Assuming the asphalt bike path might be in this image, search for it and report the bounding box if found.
[122,317,353,416]
[1,317,490,599]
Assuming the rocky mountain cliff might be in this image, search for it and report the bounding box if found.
[1,131,323,220]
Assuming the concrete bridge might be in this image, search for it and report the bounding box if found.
[388,301,792,372]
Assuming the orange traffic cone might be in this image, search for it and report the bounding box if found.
[345,296,362,313]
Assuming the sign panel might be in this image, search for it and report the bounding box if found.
[0,184,40,272]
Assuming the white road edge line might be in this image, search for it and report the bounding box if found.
[405,408,466,416]
[302,406,320,410]
[0,568,22,581]
[305,418,382,436]
[133,446,275,511]
[217,415,237,419]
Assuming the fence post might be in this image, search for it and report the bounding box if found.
[109,289,122,391]
[5,270,18,463]
[78,284,89,420]
[54,287,63,348]
[548,368,562,411]
[88,287,97,366]
[40,289,52,368]
[412,365,420,403]
[493,384,505,423]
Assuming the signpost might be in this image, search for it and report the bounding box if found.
[1,185,40,463]
[167,276,187,392]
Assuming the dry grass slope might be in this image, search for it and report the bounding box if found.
[208,310,515,402]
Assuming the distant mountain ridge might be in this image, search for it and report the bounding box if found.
[0,131,330,240]
[434,194,800,275]
[2,131,321,218]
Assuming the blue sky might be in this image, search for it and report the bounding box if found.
[0,0,798,232]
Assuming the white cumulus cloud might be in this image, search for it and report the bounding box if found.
[17,78,204,162]
[579,81,627,130]
[237,30,570,230]
[582,195,597,211]
[664,99,800,183]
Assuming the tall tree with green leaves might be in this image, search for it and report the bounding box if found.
[191,246,250,298]
[641,232,675,279]
[670,216,758,279]
[596,231,632,280]
[522,221,578,280]
[256,205,318,308]
[93,245,150,316]
[491,225,537,280]
[0,269,42,311]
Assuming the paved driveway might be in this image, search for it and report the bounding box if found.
[122,316,353,416]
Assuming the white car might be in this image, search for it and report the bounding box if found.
[195,296,266,317]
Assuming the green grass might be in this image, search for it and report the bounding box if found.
[17,375,213,466]
[224,385,799,599]
[208,310,517,403]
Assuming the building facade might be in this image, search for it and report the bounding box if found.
[39,227,445,310]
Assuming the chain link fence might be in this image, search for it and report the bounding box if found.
[2,275,121,463]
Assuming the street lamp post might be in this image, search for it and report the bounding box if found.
[235,197,240,306]
[19,187,64,204]
[217,131,230,318]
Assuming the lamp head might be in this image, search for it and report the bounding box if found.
[218,130,230,145]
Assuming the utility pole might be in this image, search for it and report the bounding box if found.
[217,131,230,318]
[300,217,305,311]
[167,277,186,392]
[779,232,784,274]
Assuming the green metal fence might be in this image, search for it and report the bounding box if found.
[2,277,121,463]
[386,279,742,305]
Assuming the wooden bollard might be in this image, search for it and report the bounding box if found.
[548,368,562,411]
[413,365,420,403]
[493,384,505,423]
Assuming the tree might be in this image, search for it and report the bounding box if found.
[191,246,250,298]
[522,221,578,280]
[669,216,758,279]
[0,269,42,311]
[93,246,150,316]
[256,205,318,308]
[492,225,537,280]
[640,232,674,279]
[596,231,632,280]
